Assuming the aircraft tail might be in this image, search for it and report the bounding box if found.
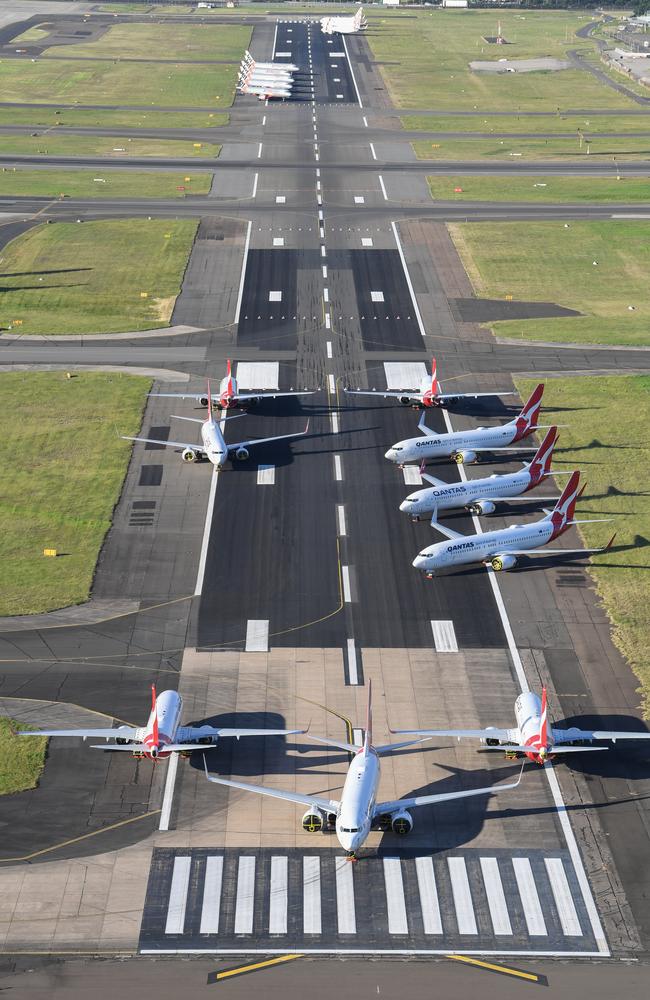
[206,378,213,420]
[430,357,440,397]
[527,426,558,486]
[539,687,548,749]
[513,383,544,441]
[151,684,159,749]
[364,679,372,752]
[548,470,581,539]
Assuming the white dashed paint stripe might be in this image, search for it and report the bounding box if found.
[322,265,327,278]
[347,639,359,685]
[323,287,329,302]
[369,142,377,160]
[303,857,322,935]
[480,858,512,936]
[334,454,342,480]
[245,620,269,653]
[234,857,256,935]
[269,856,288,935]
[448,857,477,935]
[257,142,263,159]
[341,566,352,603]
[321,245,326,257]
[326,340,332,358]
[415,857,443,935]
[165,857,191,935]
[383,859,408,935]
[199,856,224,935]
[430,620,458,653]
[545,859,583,937]
[335,857,356,934]
[363,115,368,127]
[337,505,347,536]
[328,373,336,394]
[252,172,258,198]
[257,465,275,485]
[331,411,339,434]
[378,175,388,201]
[513,858,547,937]
[325,312,331,329]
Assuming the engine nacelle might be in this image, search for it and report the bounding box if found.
[235,447,249,461]
[182,448,198,463]
[199,396,209,407]
[399,396,413,406]
[469,499,496,516]
[491,553,518,572]
[302,809,323,833]
[391,810,413,835]
[453,450,477,465]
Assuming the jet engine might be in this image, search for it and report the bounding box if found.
[468,499,496,516]
[302,809,323,833]
[452,450,477,465]
[491,553,517,571]
[182,448,198,463]
[199,396,210,407]
[235,447,249,461]
[391,810,413,835]
[399,396,413,406]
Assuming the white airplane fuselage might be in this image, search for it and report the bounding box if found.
[335,748,380,854]
[198,416,229,467]
[139,690,183,759]
[400,467,540,519]
[386,420,528,466]
[413,518,557,574]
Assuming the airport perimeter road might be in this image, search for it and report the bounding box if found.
[0,8,649,970]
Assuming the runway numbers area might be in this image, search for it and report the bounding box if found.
[139,847,600,955]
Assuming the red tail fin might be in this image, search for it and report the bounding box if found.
[527,426,557,485]
[363,679,372,752]
[151,684,159,747]
[539,687,548,748]
[430,357,439,396]
[549,470,581,538]
[514,383,544,440]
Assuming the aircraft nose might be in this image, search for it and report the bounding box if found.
[385,448,397,462]
[412,553,429,570]
[399,499,412,512]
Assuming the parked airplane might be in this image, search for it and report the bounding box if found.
[152,360,315,411]
[123,381,309,467]
[391,688,650,765]
[203,681,522,858]
[242,49,299,72]
[400,426,564,520]
[413,470,615,576]
[17,685,303,761]
[321,6,367,34]
[346,358,516,409]
[385,383,546,467]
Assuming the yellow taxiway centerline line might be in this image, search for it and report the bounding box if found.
[0,808,161,864]
[447,954,544,984]
[210,953,303,983]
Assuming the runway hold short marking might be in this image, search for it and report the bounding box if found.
[140,848,601,955]
[430,620,458,653]
[403,466,422,486]
[257,465,275,485]
[245,620,269,652]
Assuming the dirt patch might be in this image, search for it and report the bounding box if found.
[151,295,176,323]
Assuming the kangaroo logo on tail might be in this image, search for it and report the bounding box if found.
[548,470,581,538]
[422,358,440,406]
[527,426,558,487]
[513,383,544,441]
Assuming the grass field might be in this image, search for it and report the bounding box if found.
[0,372,150,616]
[449,220,650,347]
[402,114,650,134]
[0,108,228,127]
[365,10,636,111]
[0,59,238,108]
[0,134,220,158]
[0,719,47,795]
[0,169,211,198]
[427,175,650,202]
[0,218,198,335]
[42,23,250,62]
[413,135,650,160]
[514,376,650,716]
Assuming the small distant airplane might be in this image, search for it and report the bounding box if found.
[203,680,522,859]
[413,470,615,576]
[321,6,367,34]
[391,688,650,766]
[123,380,309,467]
[400,425,564,520]
[238,54,296,100]
[385,383,546,466]
[153,360,315,411]
[346,358,516,409]
[17,685,303,761]
[241,50,299,73]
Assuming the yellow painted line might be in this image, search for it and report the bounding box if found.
[447,954,544,984]
[211,953,303,983]
[0,593,193,634]
[0,809,160,863]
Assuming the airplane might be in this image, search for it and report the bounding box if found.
[241,50,299,72]
[122,380,309,467]
[391,687,650,766]
[385,383,547,467]
[399,425,565,520]
[203,680,523,859]
[151,360,315,411]
[345,358,516,409]
[17,685,304,761]
[413,470,615,576]
[321,6,367,34]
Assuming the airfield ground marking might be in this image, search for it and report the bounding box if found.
[391,217,609,956]
[206,953,303,984]
[0,809,161,863]
[446,954,547,986]
[341,35,362,108]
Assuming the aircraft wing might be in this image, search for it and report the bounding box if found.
[390,727,511,742]
[227,419,310,453]
[556,727,650,744]
[122,434,206,453]
[89,742,220,752]
[304,734,362,753]
[473,496,561,504]
[429,519,465,541]
[344,388,422,400]
[436,391,517,401]
[236,390,315,400]
[178,726,306,741]
[18,726,138,740]
[203,760,340,813]
[373,766,523,817]
[493,542,612,557]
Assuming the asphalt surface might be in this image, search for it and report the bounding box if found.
[1,6,650,985]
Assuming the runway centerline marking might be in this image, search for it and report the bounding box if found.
[378,175,388,201]
[326,341,332,358]
[159,753,179,831]
[341,566,352,603]
[336,505,347,536]
[334,454,342,480]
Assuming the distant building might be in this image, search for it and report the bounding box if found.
[442,0,469,7]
